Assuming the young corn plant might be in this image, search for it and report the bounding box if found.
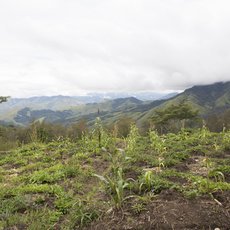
[202,155,213,180]
[125,124,140,156]
[149,130,166,170]
[222,130,230,150]
[213,138,221,152]
[93,117,103,148]
[81,132,96,153]
[91,117,114,151]
[138,169,170,194]
[199,124,211,145]
[178,129,190,141]
[149,130,167,155]
[139,170,154,193]
[94,167,130,209]
[29,122,39,143]
[200,156,216,193]
[210,171,225,183]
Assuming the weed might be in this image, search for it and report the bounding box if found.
[55,193,74,214]
[131,203,147,214]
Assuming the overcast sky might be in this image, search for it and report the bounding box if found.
[0,0,230,97]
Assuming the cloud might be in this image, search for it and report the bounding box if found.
[0,0,230,97]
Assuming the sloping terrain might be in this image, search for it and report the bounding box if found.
[139,81,230,122]
[0,97,146,126]
[0,128,229,229]
[0,92,174,123]
[0,81,229,126]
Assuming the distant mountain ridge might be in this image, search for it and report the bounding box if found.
[0,92,175,111]
[0,92,175,124]
[0,82,229,126]
[183,81,230,108]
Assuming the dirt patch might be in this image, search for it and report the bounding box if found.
[5,224,28,230]
[212,190,230,208]
[191,150,206,157]
[84,189,230,230]
[134,160,150,168]
[224,172,230,183]
[185,157,197,165]
[223,150,230,158]
[2,164,21,171]
[172,162,189,172]
[167,176,188,185]
[187,156,208,176]
[92,157,110,174]
[124,169,140,181]
[171,156,213,175]
[207,149,230,159]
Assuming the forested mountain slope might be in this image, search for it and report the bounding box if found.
[0,82,229,126]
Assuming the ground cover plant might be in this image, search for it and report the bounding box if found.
[0,123,229,229]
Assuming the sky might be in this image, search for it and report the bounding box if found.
[0,0,230,98]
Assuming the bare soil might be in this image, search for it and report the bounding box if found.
[84,189,230,230]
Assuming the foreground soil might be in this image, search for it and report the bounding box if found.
[85,190,230,230]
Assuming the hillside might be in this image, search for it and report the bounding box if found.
[173,81,230,112]
[0,82,229,127]
[0,93,173,126]
[72,81,230,127]
[0,97,145,126]
[0,92,174,114]
[182,82,230,117]
[14,107,73,125]
[0,128,229,229]
[137,81,230,123]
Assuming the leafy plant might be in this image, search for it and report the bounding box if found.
[131,202,147,214]
[94,167,131,208]
[62,200,99,229]
[126,124,140,155]
[139,170,154,192]
[222,130,230,150]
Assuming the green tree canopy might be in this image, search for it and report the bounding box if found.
[152,101,199,131]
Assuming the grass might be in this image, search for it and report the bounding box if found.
[0,128,229,228]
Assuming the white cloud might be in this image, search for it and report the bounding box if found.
[0,0,230,97]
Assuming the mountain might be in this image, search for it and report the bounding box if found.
[0,82,229,126]
[0,96,145,126]
[66,97,146,126]
[0,95,85,111]
[83,81,230,125]
[138,81,230,122]
[0,91,175,112]
[160,81,230,114]
[66,81,230,127]
[86,91,178,101]
[14,107,73,125]
[0,92,175,125]
[182,81,230,110]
